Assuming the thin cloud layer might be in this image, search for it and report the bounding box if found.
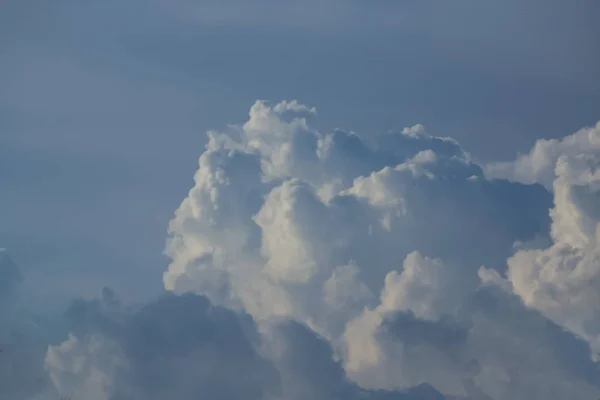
[487,122,600,360]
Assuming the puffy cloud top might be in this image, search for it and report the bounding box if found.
[3,100,600,400]
[159,100,599,399]
[485,121,600,190]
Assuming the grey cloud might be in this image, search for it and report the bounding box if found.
[267,320,445,400]
[0,253,58,400]
[47,289,446,400]
[381,312,469,358]
[50,291,278,400]
[349,279,600,400]
[0,251,22,302]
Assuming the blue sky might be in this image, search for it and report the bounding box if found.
[1,1,600,399]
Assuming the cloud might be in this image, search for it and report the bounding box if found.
[483,121,600,358]
[484,123,600,362]
[45,288,447,400]
[485,121,600,190]
[162,99,599,399]
[0,253,58,400]
[45,291,280,400]
[342,252,470,394]
[344,264,600,399]
[263,320,446,400]
[165,100,551,318]
[2,99,599,399]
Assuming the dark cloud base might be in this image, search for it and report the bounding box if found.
[50,287,447,400]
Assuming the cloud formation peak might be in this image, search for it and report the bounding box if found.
[159,100,600,399]
[3,100,599,400]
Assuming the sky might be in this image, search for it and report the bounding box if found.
[1,1,600,399]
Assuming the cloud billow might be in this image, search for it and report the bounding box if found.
[44,289,447,400]
[4,100,599,399]
[159,100,599,399]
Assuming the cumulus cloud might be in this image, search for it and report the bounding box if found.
[165,100,551,323]
[485,123,600,362]
[481,121,600,361]
[3,100,600,399]
[45,291,280,400]
[160,99,599,399]
[342,252,469,394]
[485,121,600,190]
[44,289,447,400]
[345,263,600,399]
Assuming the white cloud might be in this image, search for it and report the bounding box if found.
[162,99,598,399]
[380,252,467,322]
[485,121,600,190]
[45,334,126,400]
[482,120,600,359]
[343,252,469,394]
[3,99,599,399]
[504,150,600,358]
[323,262,373,314]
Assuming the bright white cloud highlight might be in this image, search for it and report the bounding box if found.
[3,100,598,400]
[159,99,600,399]
[485,121,600,190]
